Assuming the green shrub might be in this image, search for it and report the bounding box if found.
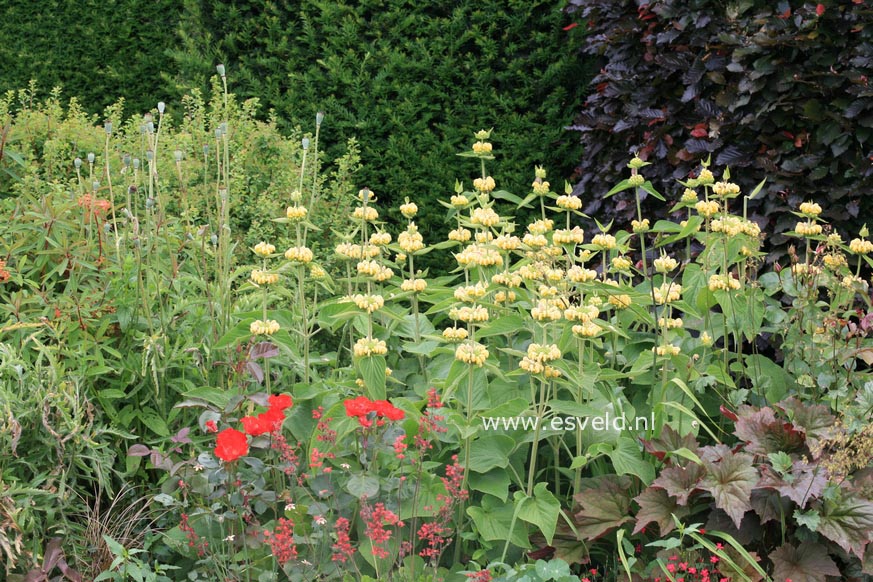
[170,0,590,270]
[0,1,183,115]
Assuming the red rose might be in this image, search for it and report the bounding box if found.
[371,400,405,421]
[816,3,825,16]
[259,407,286,432]
[344,396,374,418]
[204,420,218,433]
[241,415,270,436]
[268,394,293,411]
[214,428,248,462]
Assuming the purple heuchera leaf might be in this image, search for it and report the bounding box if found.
[699,446,758,528]
[171,427,192,444]
[734,405,807,455]
[770,541,841,582]
[757,462,828,507]
[816,491,873,559]
[127,444,151,457]
[651,463,705,505]
[573,475,633,540]
[633,487,688,535]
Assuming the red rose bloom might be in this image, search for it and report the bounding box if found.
[204,420,218,433]
[372,400,405,421]
[214,428,248,462]
[241,415,270,436]
[259,406,286,432]
[344,396,374,418]
[268,393,293,411]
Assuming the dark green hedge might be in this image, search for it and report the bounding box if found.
[0,0,182,116]
[171,0,590,246]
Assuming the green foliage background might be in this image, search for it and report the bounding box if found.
[0,0,183,116]
[170,0,589,242]
[1,0,589,250]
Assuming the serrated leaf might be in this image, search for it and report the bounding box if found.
[699,447,757,528]
[758,462,827,507]
[652,463,705,505]
[733,405,806,455]
[633,487,687,535]
[641,424,700,461]
[572,475,633,540]
[770,542,840,582]
[817,492,873,559]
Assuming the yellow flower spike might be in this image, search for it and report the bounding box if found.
[697,168,715,185]
[472,141,493,154]
[556,195,582,211]
[694,200,720,218]
[451,194,470,207]
[250,319,280,336]
[591,233,617,250]
[627,174,645,188]
[707,273,741,292]
[369,232,392,246]
[350,293,385,314]
[398,223,425,253]
[250,270,280,285]
[653,254,679,273]
[286,206,308,220]
[532,180,551,195]
[572,321,602,338]
[449,227,472,242]
[400,278,428,293]
[494,234,522,251]
[567,265,597,283]
[442,327,469,342]
[253,241,276,257]
[631,219,650,233]
[611,256,632,271]
[653,282,683,304]
[712,181,741,197]
[700,332,713,347]
[654,344,681,356]
[680,188,698,204]
[352,206,379,222]
[657,317,684,329]
[799,201,822,218]
[285,246,314,264]
[795,221,823,237]
[309,264,327,279]
[399,202,418,219]
[353,337,388,357]
[473,176,496,193]
[357,188,376,203]
[471,207,500,227]
[849,238,873,254]
[455,341,489,366]
[553,227,585,245]
[526,343,561,363]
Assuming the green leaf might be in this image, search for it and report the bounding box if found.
[214,318,253,349]
[357,355,387,400]
[467,435,515,473]
[469,469,512,502]
[476,314,527,338]
[138,408,169,437]
[516,483,561,545]
[346,475,380,499]
[535,558,572,580]
[609,436,655,484]
[467,495,530,548]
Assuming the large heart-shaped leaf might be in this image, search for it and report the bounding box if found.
[769,542,840,582]
[699,447,758,528]
[573,475,633,540]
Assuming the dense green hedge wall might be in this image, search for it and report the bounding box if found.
[171,0,590,244]
[0,0,183,116]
